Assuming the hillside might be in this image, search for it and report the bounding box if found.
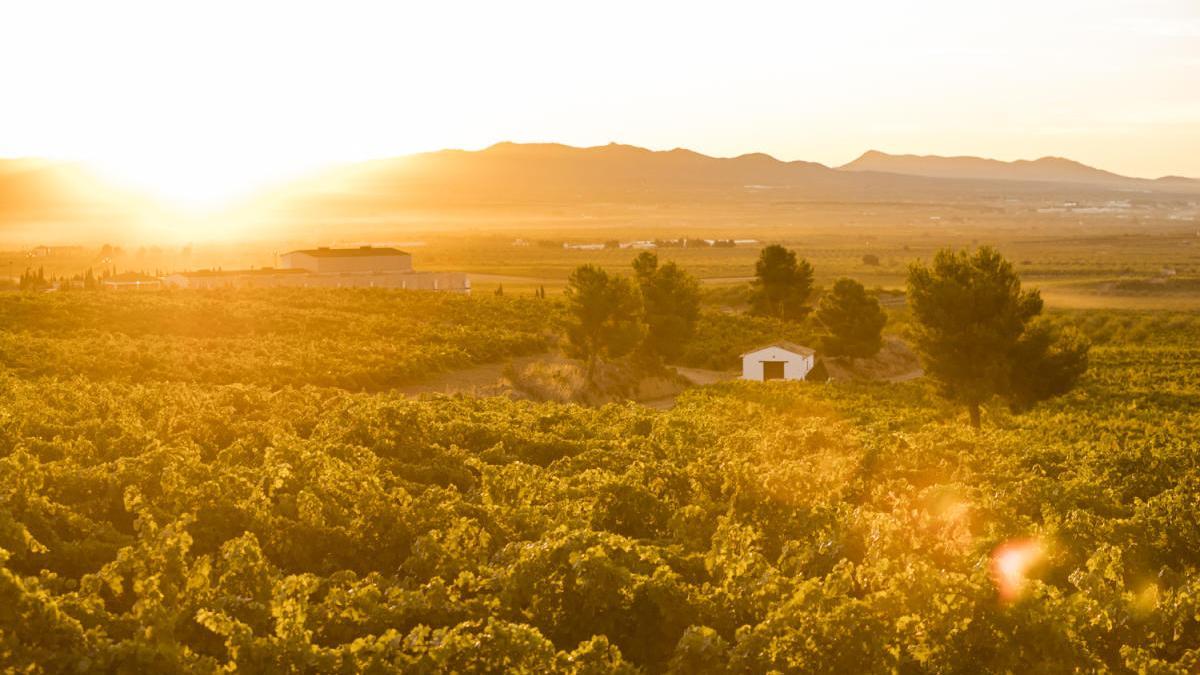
[0,159,157,243]
[839,149,1200,191]
[275,142,865,208]
[276,143,1200,214]
[257,142,1200,226]
[0,159,135,219]
[4,143,1200,243]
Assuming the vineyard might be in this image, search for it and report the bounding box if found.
[0,290,557,390]
[2,291,1199,672]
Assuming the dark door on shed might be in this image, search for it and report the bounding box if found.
[762,361,786,380]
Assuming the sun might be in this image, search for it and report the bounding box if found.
[83,150,332,214]
[74,152,338,242]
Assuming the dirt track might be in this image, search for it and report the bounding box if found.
[393,353,560,397]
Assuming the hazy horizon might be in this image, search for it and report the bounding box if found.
[9,138,1197,177]
[3,0,1198,207]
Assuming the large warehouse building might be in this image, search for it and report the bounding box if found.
[280,246,414,274]
[162,246,469,291]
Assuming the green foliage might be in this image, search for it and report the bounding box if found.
[749,245,814,320]
[907,246,1089,426]
[1008,320,1090,412]
[563,265,645,378]
[0,290,1195,672]
[632,252,701,362]
[19,267,50,292]
[699,282,753,309]
[0,290,557,389]
[815,278,886,357]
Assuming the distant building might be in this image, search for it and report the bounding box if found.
[161,268,311,290]
[280,246,413,274]
[102,272,162,291]
[162,246,469,292]
[27,245,84,258]
[741,342,816,381]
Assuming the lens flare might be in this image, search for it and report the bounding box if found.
[990,539,1044,602]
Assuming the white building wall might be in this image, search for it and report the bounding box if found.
[741,347,813,381]
[279,252,315,271]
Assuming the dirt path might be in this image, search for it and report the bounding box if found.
[393,352,556,397]
[885,368,924,383]
[399,353,920,405]
[639,366,738,409]
[674,367,738,386]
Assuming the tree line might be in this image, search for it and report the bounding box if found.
[562,252,703,381]
[560,243,1089,427]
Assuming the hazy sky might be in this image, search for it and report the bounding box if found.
[1,0,1198,204]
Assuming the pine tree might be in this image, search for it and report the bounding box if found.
[631,252,701,362]
[749,245,814,320]
[563,265,644,381]
[816,278,886,358]
[907,246,1089,427]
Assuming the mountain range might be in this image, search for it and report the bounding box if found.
[2,143,1197,241]
[838,150,1198,190]
[267,143,1199,219]
[296,142,1200,206]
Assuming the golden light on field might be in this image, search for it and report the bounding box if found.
[990,539,1045,602]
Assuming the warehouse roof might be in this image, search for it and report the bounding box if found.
[287,246,410,258]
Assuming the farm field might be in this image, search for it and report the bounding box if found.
[2,287,1199,671]
[0,291,557,390]
[6,1,1200,671]
[7,202,1200,310]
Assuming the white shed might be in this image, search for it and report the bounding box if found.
[741,341,816,381]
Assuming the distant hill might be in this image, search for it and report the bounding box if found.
[261,143,1200,223]
[0,159,92,218]
[253,142,903,223]
[311,142,847,201]
[0,159,143,220]
[3,143,1199,243]
[839,150,1199,191]
[0,159,165,244]
[1154,175,1200,188]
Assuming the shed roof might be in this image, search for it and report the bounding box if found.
[740,341,816,358]
[286,246,409,258]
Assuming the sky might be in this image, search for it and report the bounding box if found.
[1,0,1198,206]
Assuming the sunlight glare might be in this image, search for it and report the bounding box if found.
[84,153,324,212]
[990,539,1044,602]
